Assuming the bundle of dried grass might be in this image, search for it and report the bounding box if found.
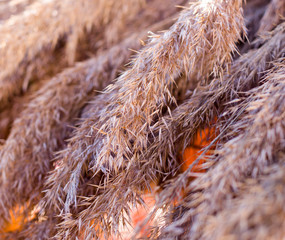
[0,26,158,226]
[41,1,245,239]
[0,0,143,107]
[131,23,285,228]
[185,60,285,239]
[148,57,285,240]
[1,0,285,239]
[0,0,186,140]
[203,162,285,240]
[0,10,180,238]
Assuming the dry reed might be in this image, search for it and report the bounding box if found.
[0,31,144,226]
[258,0,285,34]
[0,15,178,236]
[153,58,285,239]
[42,1,245,239]
[143,21,285,217]
[1,1,283,239]
[76,0,188,60]
[0,0,143,107]
[202,162,285,240]
[0,0,184,140]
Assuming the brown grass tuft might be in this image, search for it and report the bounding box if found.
[258,0,285,34]
[0,31,145,227]
[42,1,245,239]
[1,1,284,239]
[203,161,285,240]
[0,0,143,107]
[0,14,179,238]
[146,22,285,216]
[153,58,285,239]
[0,0,184,140]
